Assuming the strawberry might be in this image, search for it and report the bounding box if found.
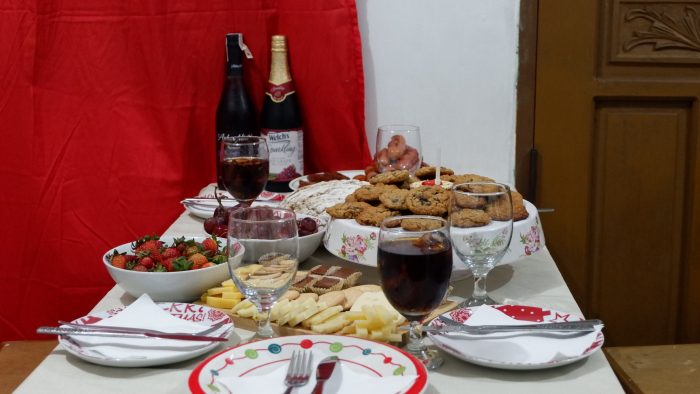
[201,262,216,269]
[201,238,219,254]
[188,253,208,269]
[184,245,201,257]
[161,247,180,260]
[133,235,163,262]
[161,258,175,272]
[132,264,148,272]
[111,252,127,269]
[140,256,155,269]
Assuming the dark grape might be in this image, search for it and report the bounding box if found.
[297,217,318,237]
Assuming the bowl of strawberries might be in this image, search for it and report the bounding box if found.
[103,235,244,302]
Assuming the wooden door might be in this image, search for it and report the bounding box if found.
[519,0,700,346]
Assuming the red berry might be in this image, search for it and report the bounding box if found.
[162,258,174,272]
[140,256,154,269]
[161,247,179,259]
[111,254,127,269]
[132,264,148,272]
[202,238,219,254]
[213,224,228,237]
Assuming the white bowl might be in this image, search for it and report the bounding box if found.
[233,214,326,264]
[323,200,545,268]
[102,236,244,302]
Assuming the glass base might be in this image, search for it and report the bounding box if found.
[459,294,498,308]
[407,346,444,370]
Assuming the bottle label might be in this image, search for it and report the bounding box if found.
[263,129,303,181]
[265,82,295,103]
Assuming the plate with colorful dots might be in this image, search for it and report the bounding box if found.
[188,335,427,393]
[427,305,605,370]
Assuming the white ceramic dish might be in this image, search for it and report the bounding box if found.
[426,305,604,370]
[103,236,244,302]
[58,302,234,367]
[323,200,545,267]
[288,170,365,191]
[182,191,283,219]
[188,334,428,394]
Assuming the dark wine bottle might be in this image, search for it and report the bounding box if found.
[216,33,258,189]
[261,35,303,193]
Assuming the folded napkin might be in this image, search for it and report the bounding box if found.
[432,305,603,364]
[217,349,417,394]
[69,294,226,360]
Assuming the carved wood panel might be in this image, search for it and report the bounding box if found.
[611,1,700,63]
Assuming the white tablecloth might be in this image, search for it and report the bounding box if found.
[15,210,623,393]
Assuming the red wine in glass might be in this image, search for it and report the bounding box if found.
[221,157,269,205]
[378,237,452,321]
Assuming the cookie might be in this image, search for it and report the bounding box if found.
[512,191,529,221]
[378,189,410,210]
[297,292,319,302]
[353,184,398,203]
[328,267,362,288]
[454,193,487,209]
[368,169,409,185]
[280,289,300,301]
[355,206,399,227]
[310,277,344,294]
[415,166,454,180]
[485,194,513,221]
[326,202,372,219]
[450,208,492,228]
[400,217,445,231]
[406,186,450,216]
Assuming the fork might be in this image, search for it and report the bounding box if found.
[283,350,312,394]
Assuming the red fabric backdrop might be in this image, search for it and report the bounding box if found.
[0,0,370,340]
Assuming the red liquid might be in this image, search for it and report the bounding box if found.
[221,157,269,204]
[378,238,452,321]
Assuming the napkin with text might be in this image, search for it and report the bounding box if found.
[67,294,228,359]
[432,305,603,364]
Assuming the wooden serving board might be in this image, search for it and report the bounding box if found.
[202,299,459,343]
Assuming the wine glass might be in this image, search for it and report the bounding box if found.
[374,125,422,174]
[227,206,299,340]
[448,182,513,307]
[219,136,269,207]
[377,215,452,370]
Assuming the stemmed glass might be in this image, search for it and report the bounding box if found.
[219,136,269,207]
[448,182,513,307]
[377,215,452,370]
[374,125,422,174]
[227,206,299,340]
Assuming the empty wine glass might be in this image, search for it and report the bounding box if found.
[377,215,452,370]
[219,136,269,207]
[448,182,513,307]
[374,125,422,174]
[227,206,299,340]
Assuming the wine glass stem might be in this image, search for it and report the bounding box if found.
[255,305,274,339]
[473,275,488,300]
[406,320,426,354]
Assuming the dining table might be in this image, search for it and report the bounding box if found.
[14,203,625,393]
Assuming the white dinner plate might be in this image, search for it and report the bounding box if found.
[289,170,365,191]
[427,305,604,370]
[57,303,233,367]
[188,335,427,394]
[182,191,283,219]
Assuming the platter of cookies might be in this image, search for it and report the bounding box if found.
[319,167,545,267]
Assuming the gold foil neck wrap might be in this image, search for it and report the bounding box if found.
[271,35,287,52]
[268,35,291,85]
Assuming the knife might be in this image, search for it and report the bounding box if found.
[36,326,228,342]
[311,356,339,394]
[424,315,603,335]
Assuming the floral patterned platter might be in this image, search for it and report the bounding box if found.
[427,305,604,370]
[58,303,233,367]
[323,200,544,267]
[188,335,428,394]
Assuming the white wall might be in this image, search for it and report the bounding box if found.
[357,0,520,185]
